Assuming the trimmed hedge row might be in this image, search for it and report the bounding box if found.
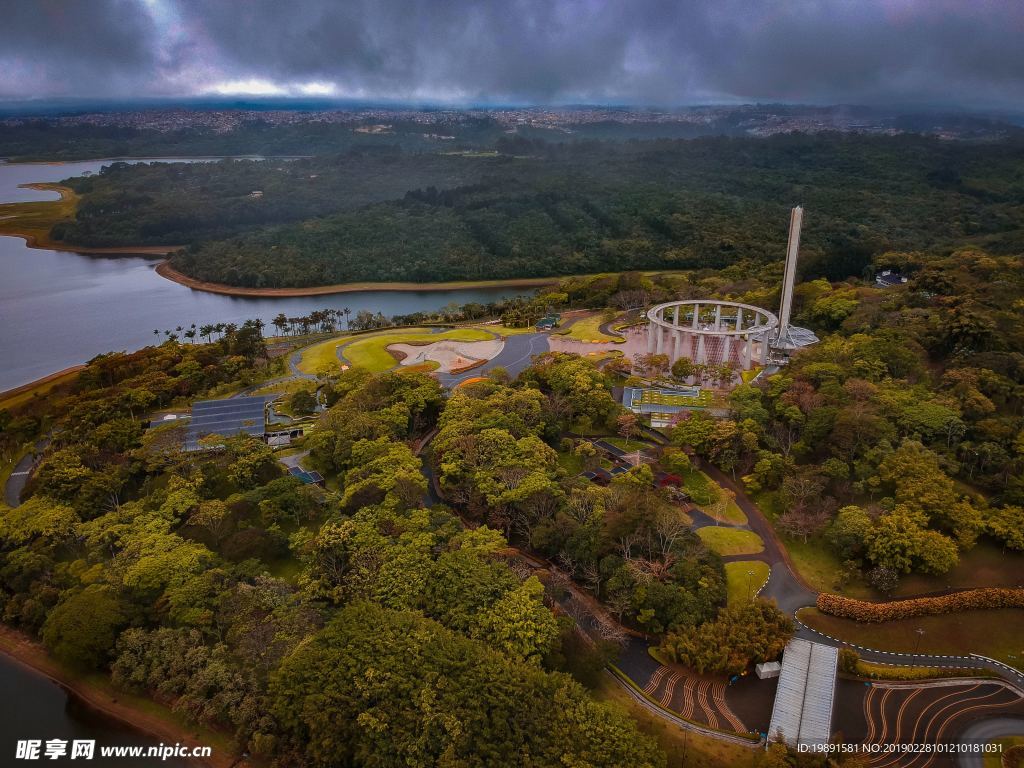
[817,588,1024,623]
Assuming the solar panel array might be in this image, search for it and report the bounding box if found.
[288,466,324,485]
[185,397,267,451]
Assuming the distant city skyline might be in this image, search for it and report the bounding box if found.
[1,0,1022,108]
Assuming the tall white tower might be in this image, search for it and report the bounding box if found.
[778,206,802,336]
[771,206,808,352]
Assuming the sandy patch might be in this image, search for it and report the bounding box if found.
[389,339,504,373]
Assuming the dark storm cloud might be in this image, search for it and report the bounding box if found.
[1,0,1023,107]
[0,0,160,98]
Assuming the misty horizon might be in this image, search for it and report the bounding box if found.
[3,0,1024,110]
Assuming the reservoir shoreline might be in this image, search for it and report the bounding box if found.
[0,627,235,768]
[155,260,558,297]
[0,183,180,254]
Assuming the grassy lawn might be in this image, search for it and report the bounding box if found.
[0,366,82,411]
[749,490,868,597]
[557,450,585,475]
[696,527,764,557]
[985,738,1024,768]
[782,534,873,597]
[893,541,1024,597]
[0,183,78,247]
[853,660,980,681]
[753,486,1024,599]
[797,607,1024,672]
[680,468,747,524]
[739,368,762,384]
[556,313,625,343]
[250,379,315,397]
[296,333,351,375]
[604,436,652,452]
[593,675,755,768]
[725,561,771,606]
[343,328,494,372]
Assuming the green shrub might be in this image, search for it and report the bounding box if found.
[817,588,1024,623]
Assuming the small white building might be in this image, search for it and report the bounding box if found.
[756,661,781,679]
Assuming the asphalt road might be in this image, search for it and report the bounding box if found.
[957,716,1024,768]
[436,332,550,387]
[4,450,34,507]
[4,438,48,508]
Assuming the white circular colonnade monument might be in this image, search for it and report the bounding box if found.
[643,206,820,372]
[646,299,778,370]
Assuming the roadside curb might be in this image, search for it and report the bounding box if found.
[793,616,1024,688]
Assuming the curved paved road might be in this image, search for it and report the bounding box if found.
[957,716,1024,768]
[436,332,550,387]
[4,451,34,507]
[698,462,1024,687]
[4,438,48,508]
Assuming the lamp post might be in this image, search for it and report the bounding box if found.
[914,628,925,657]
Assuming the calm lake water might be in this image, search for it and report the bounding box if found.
[0,158,524,391]
[0,655,192,767]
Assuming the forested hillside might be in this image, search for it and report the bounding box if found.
[53,151,492,245]
[667,249,1024,593]
[50,133,1024,288]
[0,117,505,161]
[0,337,662,767]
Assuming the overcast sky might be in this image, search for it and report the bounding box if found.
[1,0,1022,108]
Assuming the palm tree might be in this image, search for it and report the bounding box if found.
[342,307,351,329]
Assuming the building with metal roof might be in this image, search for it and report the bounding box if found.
[185,397,267,451]
[767,638,838,749]
[875,269,908,288]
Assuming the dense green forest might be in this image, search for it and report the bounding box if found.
[54,151,493,244]
[3,246,1023,764]
[0,334,668,766]
[50,133,1024,288]
[0,112,762,162]
[0,118,505,161]
[598,250,1024,593]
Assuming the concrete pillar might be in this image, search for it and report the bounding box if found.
[723,335,732,364]
[760,337,769,365]
[714,304,722,330]
[736,307,744,333]
[743,334,752,369]
[673,329,681,361]
[647,321,655,354]
[673,305,681,328]
[656,325,664,355]
[696,335,706,364]
[691,303,700,330]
